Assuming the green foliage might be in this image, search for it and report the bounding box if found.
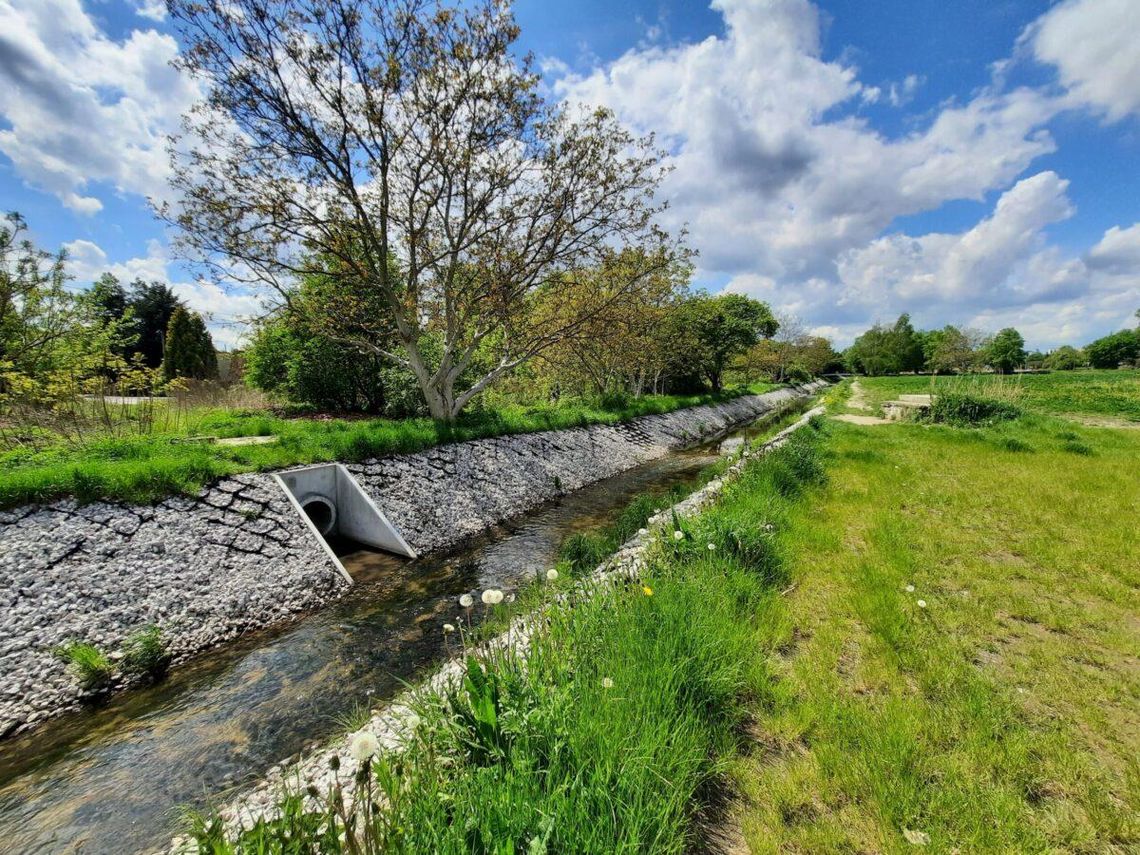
[0,387,762,508]
[929,392,1021,426]
[128,280,183,369]
[671,293,779,390]
[1044,345,1085,370]
[1085,329,1139,369]
[54,641,114,692]
[987,327,1027,374]
[119,625,171,681]
[845,314,925,375]
[163,307,217,381]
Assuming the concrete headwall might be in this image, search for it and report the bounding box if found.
[0,383,823,736]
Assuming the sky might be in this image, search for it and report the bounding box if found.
[0,0,1138,351]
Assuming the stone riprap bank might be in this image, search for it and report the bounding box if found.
[0,383,824,736]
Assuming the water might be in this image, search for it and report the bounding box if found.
[0,411,790,854]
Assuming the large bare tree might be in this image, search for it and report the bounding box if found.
[163,0,681,419]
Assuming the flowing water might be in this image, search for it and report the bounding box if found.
[0,411,793,854]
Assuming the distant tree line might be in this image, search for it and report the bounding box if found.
[843,312,1140,375]
[1,212,217,413]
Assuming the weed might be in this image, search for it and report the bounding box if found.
[929,392,1021,426]
[1062,439,1094,456]
[999,436,1035,453]
[119,626,171,682]
[54,641,114,692]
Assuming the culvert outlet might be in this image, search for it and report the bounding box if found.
[274,463,417,581]
[299,494,337,536]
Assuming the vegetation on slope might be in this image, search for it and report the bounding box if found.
[0,385,777,509]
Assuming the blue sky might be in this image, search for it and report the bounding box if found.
[1,0,1137,349]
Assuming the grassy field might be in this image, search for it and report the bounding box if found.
[0,385,775,509]
[847,369,1140,422]
[731,389,1139,852]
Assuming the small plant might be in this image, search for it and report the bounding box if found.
[559,532,608,576]
[553,474,562,492]
[1062,439,1094,456]
[998,437,1034,453]
[119,625,171,682]
[54,641,115,692]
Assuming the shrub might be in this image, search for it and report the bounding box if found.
[54,641,114,692]
[929,392,1021,426]
[120,625,171,682]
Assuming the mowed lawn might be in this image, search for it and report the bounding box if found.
[846,369,1140,423]
[732,399,1139,851]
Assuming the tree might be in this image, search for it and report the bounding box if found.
[1043,345,1084,370]
[163,307,218,381]
[130,281,183,369]
[165,0,681,421]
[673,293,778,390]
[987,328,1026,374]
[1085,330,1139,368]
[0,212,76,381]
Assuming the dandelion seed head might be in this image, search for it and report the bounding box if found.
[546,568,559,581]
[602,677,614,689]
[905,584,915,593]
[443,623,455,633]
[459,594,474,608]
[707,542,716,551]
[481,589,504,605]
[673,530,684,541]
[917,599,927,608]
[349,732,380,764]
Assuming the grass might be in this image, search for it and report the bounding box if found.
[0,384,776,509]
[119,625,171,682]
[187,420,832,854]
[53,641,115,692]
[851,369,1140,422]
[731,413,1140,851]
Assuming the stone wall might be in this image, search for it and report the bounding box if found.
[0,383,823,737]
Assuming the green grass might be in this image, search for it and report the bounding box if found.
[187,421,832,854]
[0,385,776,509]
[53,641,115,692]
[733,414,1140,852]
[853,369,1140,421]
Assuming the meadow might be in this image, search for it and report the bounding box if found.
[850,368,1140,422]
[0,385,775,510]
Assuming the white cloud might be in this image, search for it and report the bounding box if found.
[550,0,1138,348]
[0,0,199,212]
[1028,0,1140,122]
[129,0,167,22]
[63,237,263,349]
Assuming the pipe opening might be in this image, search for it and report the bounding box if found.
[300,494,337,536]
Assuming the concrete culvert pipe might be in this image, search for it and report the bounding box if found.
[299,494,337,536]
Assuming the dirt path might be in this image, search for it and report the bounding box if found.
[847,380,872,412]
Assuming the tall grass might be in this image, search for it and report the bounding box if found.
[0,385,775,509]
[186,422,832,854]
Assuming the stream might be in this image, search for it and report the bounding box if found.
[0,410,791,854]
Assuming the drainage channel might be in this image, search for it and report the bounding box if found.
[0,410,793,854]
